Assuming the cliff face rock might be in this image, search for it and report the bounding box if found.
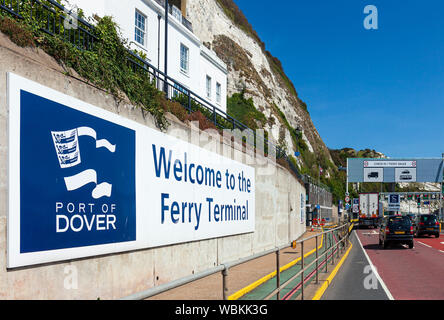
[186,0,332,166]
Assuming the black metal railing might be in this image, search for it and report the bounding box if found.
[126,49,279,160]
[0,0,319,185]
[1,0,97,50]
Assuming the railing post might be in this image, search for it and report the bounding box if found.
[337,230,340,259]
[339,231,344,254]
[213,106,217,127]
[222,269,229,300]
[339,228,343,254]
[315,235,319,284]
[324,231,328,273]
[187,93,192,114]
[276,250,280,300]
[301,241,304,300]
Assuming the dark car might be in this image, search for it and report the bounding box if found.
[379,215,414,249]
[414,214,440,238]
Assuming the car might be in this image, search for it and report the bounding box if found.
[414,214,440,238]
[399,170,413,180]
[379,215,414,249]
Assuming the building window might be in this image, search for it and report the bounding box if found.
[216,82,221,104]
[180,44,189,73]
[206,76,212,99]
[135,10,147,47]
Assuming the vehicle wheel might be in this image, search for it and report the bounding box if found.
[436,233,440,239]
[409,241,414,249]
[379,238,382,246]
[383,241,388,249]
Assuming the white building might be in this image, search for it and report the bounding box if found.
[67,0,228,113]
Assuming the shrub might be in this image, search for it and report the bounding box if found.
[163,99,188,122]
[0,7,168,130]
[0,16,35,47]
[187,111,218,131]
[227,92,266,130]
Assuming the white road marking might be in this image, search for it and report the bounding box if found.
[440,250,444,254]
[354,231,394,301]
[417,241,432,248]
[363,231,379,235]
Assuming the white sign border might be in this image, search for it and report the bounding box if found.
[7,73,256,268]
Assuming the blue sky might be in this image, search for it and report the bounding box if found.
[233,0,444,158]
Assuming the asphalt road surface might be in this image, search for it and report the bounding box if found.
[322,230,390,300]
[323,228,444,300]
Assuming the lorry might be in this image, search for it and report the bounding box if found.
[359,193,381,228]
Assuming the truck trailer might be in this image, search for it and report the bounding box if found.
[359,193,381,228]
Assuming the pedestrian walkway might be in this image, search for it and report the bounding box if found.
[148,229,325,300]
[240,231,338,300]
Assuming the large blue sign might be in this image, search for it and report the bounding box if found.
[19,90,136,253]
[8,73,255,268]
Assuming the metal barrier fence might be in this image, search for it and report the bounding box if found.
[1,0,97,50]
[126,50,277,156]
[121,223,351,300]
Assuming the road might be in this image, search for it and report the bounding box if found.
[321,230,389,300]
[323,228,444,300]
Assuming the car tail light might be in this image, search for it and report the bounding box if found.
[410,226,414,234]
[419,222,424,226]
[385,227,390,234]
[436,221,440,226]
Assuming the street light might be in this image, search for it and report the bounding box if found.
[164,0,169,94]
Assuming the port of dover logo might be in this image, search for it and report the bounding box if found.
[51,127,116,199]
[19,89,136,254]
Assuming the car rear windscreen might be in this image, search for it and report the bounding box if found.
[420,215,437,223]
[388,216,411,227]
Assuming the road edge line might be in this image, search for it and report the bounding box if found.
[228,231,324,300]
[354,231,394,300]
[311,239,353,300]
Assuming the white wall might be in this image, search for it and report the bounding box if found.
[67,0,228,113]
[199,45,228,112]
[65,0,106,19]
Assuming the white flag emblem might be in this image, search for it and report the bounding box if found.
[51,127,116,199]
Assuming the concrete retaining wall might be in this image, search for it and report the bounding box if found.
[0,34,306,299]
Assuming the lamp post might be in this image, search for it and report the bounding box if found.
[164,0,169,95]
